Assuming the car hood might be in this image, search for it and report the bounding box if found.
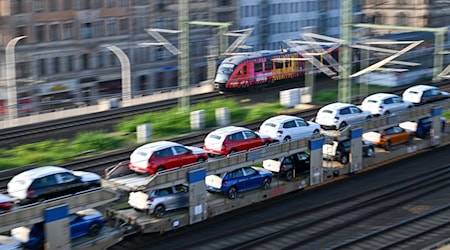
[73,171,101,182]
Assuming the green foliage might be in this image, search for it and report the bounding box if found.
[242,103,283,122]
[70,131,125,152]
[443,111,450,120]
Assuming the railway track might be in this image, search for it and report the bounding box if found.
[169,164,450,250]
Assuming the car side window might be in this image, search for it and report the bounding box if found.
[57,172,77,183]
[229,169,244,178]
[295,119,307,127]
[175,185,187,193]
[156,187,173,196]
[33,175,58,187]
[283,120,296,128]
[243,167,257,176]
[350,106,362,114]
[384,127,394,135]
[383,98,393,104]
[155,148,174,158]
[282,156,294,164]
[394,127,404,133]
[173,146,189,155]
[430,89,440,96]
[423,90,431,97]
[339,107,351,115]
[243,131,258,139]
[297,153,309,160]
[229,132,245,141]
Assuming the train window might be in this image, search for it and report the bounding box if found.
[275,61,283,69]
[284,61,289,68]
[254,62,263,72]
[265,60,273,70]
[243,66,247,74]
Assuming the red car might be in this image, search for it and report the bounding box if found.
[203,126,273,156]
[129,141,208,175]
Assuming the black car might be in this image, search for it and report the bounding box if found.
[323,139,375,164]
[7,166,101,205]
[264,151,310,181]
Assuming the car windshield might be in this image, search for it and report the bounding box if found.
[217,63,235,74]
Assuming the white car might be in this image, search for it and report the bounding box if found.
[259,115,321,142]
[315,102,372,130]
[402,84,449,104]
[360,93,413,116]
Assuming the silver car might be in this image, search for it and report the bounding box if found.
[315,102,372,130]
[128,184,189,218]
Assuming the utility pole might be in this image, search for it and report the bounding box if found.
[179,0,190,111]
[339,0,353,103]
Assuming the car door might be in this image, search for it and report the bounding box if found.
[173,184,189,208]
[38,174,61,199]
[350,106,366,124]
[296,152,310,173]
[295,119,311,139]
[229,168,248,191]
[391,96,405,112]
[243,130,263,149]
[56,172,83,195]
[68,213,85,239]
[156,187,175,210]
[242,167,260,189]
[155,147,177,169]
[173,145,196,167]
[227,132,247,152]
[382,97,394,113]
[281,120,298,140]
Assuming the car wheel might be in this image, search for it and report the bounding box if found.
[285,170,294,182]
[156,166,165,173]
[385,141,392,151]
[196,157,205,163]
[384,111,391,116]
[339,122,348,130]
[262,178,271,190]
[366,146,375,157]
[337,151,349,164]
[227,187,237,199]
[264,141,270,146]
[313,129,320,136]
[88,222,102,236]
[283,136,291,143]
[228,149,238,156]
[154,204,166,218]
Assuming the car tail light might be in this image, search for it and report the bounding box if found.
[148,197,154,202]
[380,134,385,140]
[223,180,228,185]
[27,190,35,196]
[334,116,340,123]
[421,97,424,103]
[281,164,286,169]
[277,130,283,137]
[379,105,384,111]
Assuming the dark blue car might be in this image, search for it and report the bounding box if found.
[205,166,272,199]
[401,117,446,138]
[16,209,104,250]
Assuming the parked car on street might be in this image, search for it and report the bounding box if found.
[402,84,449,104]
[205,166,272,199]
[363,126,414,150]
[360,93,413,116]
[315,102,372,130]
[263,151,310,181]
[129,141,208,175]
[259,115,321,142]
[0,194,14,214]
[399,116,446,138]
[203,126,272,156]
[12,209,104,250]
[7,166,101,205]
[128,184,189,218]
[322,139,375,164]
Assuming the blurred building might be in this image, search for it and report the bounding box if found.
[0,0,236,115]
[362,0,450,35]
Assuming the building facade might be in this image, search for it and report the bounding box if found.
[0,0,235,115]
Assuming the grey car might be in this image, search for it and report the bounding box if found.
[128,184,189,218]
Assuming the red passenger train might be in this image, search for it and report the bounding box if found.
[214,48,338,92]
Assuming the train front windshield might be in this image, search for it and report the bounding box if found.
[215,63,235,83]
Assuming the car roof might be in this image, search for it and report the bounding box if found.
[13,166,69,180]
[321,102,354,110]
[135,141,182,152]
[405,84,437,92]
[365,93,398,101]
[263,115,301,124]
[208,126,250,136]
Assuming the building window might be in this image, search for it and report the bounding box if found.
[12,0,26,14]
[95,21,103,37]
[34,0,44,12]
[63,23,72,40]
[15,26,26,37]
[82,23,93,38]
[106,0,114,7]
[54,57,60,74]
[38,58,46,76]
[397,13,408,26]
[35,25,46,42]
[63,0,72,10]
[16,62,30,78]
[119,0,128,7]
[374,13,383,24]
[50,24,60,41]
[97,52,104,68]
[67,55,74,71]
[82,54,90,70]
[81,0,92,9]
[107,20,116,36]
[50,0,58,11]
[119,18,129,35]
